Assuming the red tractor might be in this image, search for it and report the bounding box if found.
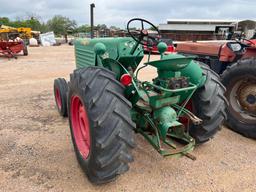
[176,39,256,138]
[143,38,175,54]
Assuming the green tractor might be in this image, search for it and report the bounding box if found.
[54,18,227,184]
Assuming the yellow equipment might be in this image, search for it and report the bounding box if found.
[0,25,32,40]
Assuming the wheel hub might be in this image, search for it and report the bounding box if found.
[70,96,91,159]
[55,88,62,109]
[237,80,256,116]
[246,94,256,105]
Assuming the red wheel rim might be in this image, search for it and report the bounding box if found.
[70,95,91,159]
[55,88,62,110]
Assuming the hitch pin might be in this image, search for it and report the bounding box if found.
[186,111,202,125]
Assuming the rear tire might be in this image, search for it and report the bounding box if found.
[189,62,228,143]
[221,58,256,138]
[54,78,68,117]
[68,66,135,184]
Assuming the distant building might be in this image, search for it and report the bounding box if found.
[237,20,256,39]
[159,19,240,41]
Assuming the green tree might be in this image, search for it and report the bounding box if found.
[26,18,43,31]
[0,15,47,32]
[109,26,121,30]
[75,24,91,33]
[47,15,77,36]
[95,24,107,30]
[0,17,10,25]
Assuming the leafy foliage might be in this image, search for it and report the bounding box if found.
[0,16,47,32]
[74,24,91,33]
[47,15,77,35]
[0,14,120,36]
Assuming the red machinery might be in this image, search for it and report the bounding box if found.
[143,38,175,54]
[0,41,28,58]
[176,39,256,138]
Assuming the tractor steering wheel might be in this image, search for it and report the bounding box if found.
[235,39,251,49]
[127,18,160,47]
[235,38,255,48]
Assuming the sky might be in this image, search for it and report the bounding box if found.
[0,0,255,28]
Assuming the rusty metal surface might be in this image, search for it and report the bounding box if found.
[228,76,256,123]
[176,42,222,56]
[237,78,256,116]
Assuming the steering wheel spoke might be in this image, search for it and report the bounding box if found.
[141,20,144,30]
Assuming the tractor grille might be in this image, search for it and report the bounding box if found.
[75,47,95,69]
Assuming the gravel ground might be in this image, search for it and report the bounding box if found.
[0,45,255,192]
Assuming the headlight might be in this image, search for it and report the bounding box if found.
[228,43,242,52]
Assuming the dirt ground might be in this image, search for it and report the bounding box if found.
[0,45,255,192]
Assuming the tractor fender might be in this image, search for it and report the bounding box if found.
[180,60,205,87]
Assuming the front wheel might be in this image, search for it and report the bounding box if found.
[68,66,135,184]
[54,78,68,117]
[221,58,256,138]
